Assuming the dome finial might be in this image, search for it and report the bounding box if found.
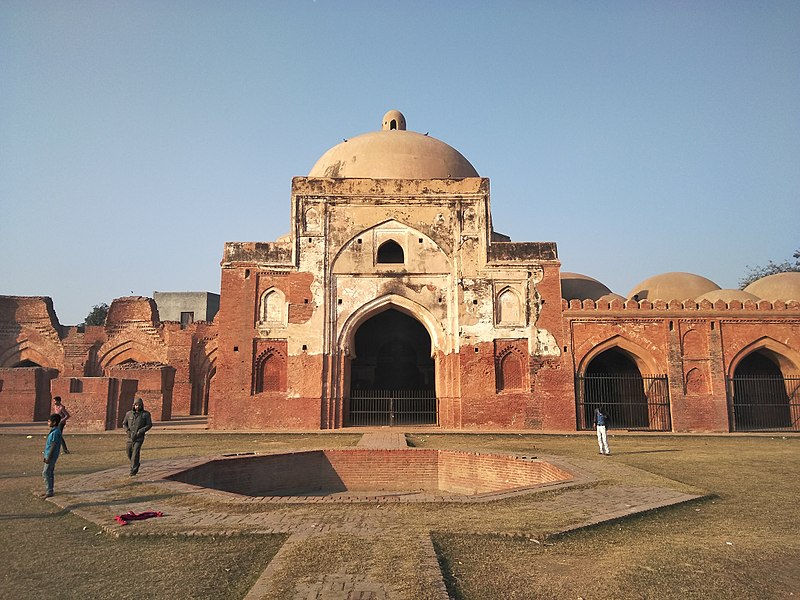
[382,110,406,131]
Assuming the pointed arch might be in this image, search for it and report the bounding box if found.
[259,287,287,325]
[682,328,707,358]
[191,341,217,415]
[577,335,663,376]
[96,339,162,374]
[330,219,452,274]
[0,340,58,370]
[728,337,800,378]
[496,345,526,392]
[338,294,447,358]
[253,347,287,393]
[496,286,523,326]
[684,367,708,395]
[376,239,404,264]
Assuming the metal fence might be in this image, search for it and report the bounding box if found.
[347,389,438,427]
[728,376,800,432]
[576,374,671,431]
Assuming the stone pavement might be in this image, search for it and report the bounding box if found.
[43,432,706,599]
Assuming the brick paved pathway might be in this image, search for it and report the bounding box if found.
[45,433,704,599]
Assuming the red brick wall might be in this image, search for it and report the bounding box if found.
[50,377,137,431]
[534,355,577,431]
[437,451,572,494]
[0,297,64,372]
[162,323,193,415]
[168,449,572,497]
[562,300,800,432]
[0,368,56,421]
[108,365,174,421]
[213,266,325,429]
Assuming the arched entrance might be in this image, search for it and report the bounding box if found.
[347,309,436,426]
[730,350,799,431]
[576,348,670,431]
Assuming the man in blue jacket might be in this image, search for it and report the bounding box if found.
[40,413,63,498]
[593,406,611,455]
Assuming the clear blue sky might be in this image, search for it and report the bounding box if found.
[2,1,798,325]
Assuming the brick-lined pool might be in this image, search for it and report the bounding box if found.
[166,448,574,503]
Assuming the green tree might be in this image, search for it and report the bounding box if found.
[81,303,109,327]
[739,249,800,289]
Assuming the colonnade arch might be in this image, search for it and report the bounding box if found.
[338,295,443,426]
[576,337,670,431]
[728,338,800,431]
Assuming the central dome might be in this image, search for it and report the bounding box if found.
[308,110,479,179]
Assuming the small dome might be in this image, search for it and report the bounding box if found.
[627,272,720,301]
[744,272,800,301]
[560,272,613,301]
[696,289,761,303]
[308,110,479,179]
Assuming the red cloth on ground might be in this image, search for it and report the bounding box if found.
[114,510,164,525]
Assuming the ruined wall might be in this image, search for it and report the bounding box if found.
[0,296,65,371]
[213,260,326,429]
[108,363,174,421]
[0,367,57,421]
[0,295,217,423]
[50,377,137,431]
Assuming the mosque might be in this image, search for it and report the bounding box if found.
[1,110,798,433]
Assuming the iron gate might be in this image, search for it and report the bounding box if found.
[728,376,800,432]
[576,374,671,431]
[347,389,437,427]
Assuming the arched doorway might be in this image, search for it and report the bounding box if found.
[347,309,436,426]
[730,350,799,431]
[577,348,670,431]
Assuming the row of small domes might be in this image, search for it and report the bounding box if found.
[561,271,800,303]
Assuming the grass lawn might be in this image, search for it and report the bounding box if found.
[1,430,797,599]
[410,433,800,600]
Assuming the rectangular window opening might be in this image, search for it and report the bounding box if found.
[180,311,194,329]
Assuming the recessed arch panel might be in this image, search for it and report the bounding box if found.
[0,341,57,370]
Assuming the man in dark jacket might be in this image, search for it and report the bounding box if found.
[122,398,153,476]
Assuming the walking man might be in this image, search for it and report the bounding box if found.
[593,406,611,455]
[122,398,153,476]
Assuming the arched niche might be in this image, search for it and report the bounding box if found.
[259,288,287,326]
[496,287,523,326]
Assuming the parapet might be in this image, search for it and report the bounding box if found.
[488,242,558,262]
[563,297,800,312]
[223,242,293,266]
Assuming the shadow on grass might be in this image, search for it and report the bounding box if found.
[431,534,464,600]
[0,492,182,521]
[611,449,681,455]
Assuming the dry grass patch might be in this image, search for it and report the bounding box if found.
[413,433,799,599]
[0,432,357,600]
[4,431,796,599]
